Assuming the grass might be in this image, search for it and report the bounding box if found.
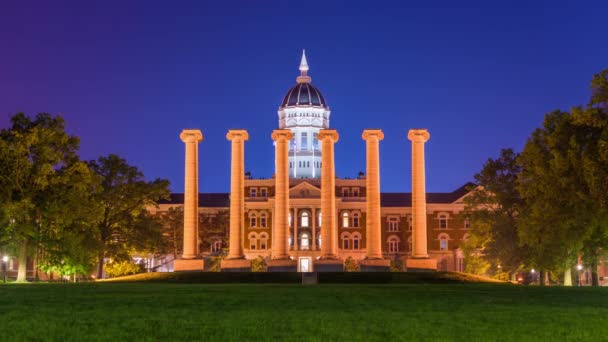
[0,280,607,341]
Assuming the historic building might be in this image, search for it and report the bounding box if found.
[152,51,476,272]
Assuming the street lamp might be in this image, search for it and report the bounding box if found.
[2,255,8,283]
[577,264,583,286]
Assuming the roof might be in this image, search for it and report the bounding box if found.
[281,83,327,108]
[157,183,474,208]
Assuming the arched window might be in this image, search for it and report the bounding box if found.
[353,212,360,227]
[300,232,310,250]
[301,212,309,227]
[407,216,413,232]
[439,233,449,251]
[249,233,258,250]
[388,236,400,254]
[439,214,448,229]
[352,233,361,250]
[260,213,267,228]
[259,233,269,250]
[342,212,349,228]
[250,213,257,227]
[342,232,351,249]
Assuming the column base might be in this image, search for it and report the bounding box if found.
[359,259,391,272]
[406,258,437,272]
[221,259,252,272]
[313,259,344,272]
[267,259,297,272]
[174,259,205,272]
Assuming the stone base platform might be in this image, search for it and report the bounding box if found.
[174,259,205,272]
[221,259,252,272]
[406,258,437,272]
[359,259,391,272]
[267,259,297,272]
[313,259,343,272]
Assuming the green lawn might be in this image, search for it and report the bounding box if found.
[1,282,607,341]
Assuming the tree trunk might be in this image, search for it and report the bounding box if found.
[16,240,28,282]
[510,272,517,282]
[590,259,599,286]
[96,251,105,279]
[539,269,546,286]
[564,267,572,286]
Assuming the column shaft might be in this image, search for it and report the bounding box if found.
[318,130,339,258]
[272,130,293,259]
[227,130,249,259]
[180,129,203,259]
[363,130,384,259]
[408,129,430,258]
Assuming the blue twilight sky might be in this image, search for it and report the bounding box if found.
[1,1,607,193]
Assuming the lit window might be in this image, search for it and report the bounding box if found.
[353,213,360,227]
[342,212,349,228]
[288,213,292,227]
[301,212,309,227]
[301,233,310,250]
[250,188,257,197]
[388,217,399,232]
[318,212,322,227]
[439,214,447,229]
[211,241,222,253]
[439,235,449,250]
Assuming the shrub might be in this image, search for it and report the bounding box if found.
[344,257,359,272]
[390,259,404,272]
[251,256,267,272]
[104,260,145,278]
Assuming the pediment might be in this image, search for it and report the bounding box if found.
[289,182,321,198]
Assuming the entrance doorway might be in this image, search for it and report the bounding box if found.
[298,257,312,272]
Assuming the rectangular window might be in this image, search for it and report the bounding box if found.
[260,188,267,197]
[352,188,359,197]
[342,188,350,197]
[464,219,470,229]
[301,132,308,150]
[388,218,399,232]
[250,188,257,197]
[313,132,319,150]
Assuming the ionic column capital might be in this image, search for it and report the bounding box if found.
[318,129,339,143]
[226,129,249,142]
[362,129,384,141]
[407,129,430,143]
[180,129,204,143]
[271,129,294,142]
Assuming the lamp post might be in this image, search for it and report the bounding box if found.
[2,255,8,283]
[577,264,583,286]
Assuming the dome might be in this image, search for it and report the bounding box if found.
[281,83,327,108]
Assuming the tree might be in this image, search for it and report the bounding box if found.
[0,113,99,282]
[463,149,528,280]
[158,206,183,257]
[88,154,170,279]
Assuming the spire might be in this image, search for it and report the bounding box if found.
[296,49,311,84]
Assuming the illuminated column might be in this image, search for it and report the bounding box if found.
[271,129,293,259]
[408,129,430,258]
[362,129,384,259]
[226,130,248,259]
[180,129,203,259]
[318,129,339,258]
[311,208,317,250]
[293,208,298,251]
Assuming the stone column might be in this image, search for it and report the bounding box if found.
[362,129,384,259]
[318,130,339,259]
[180,129,203,259]
[408,129,430,258]
[271,129,293,260]
[312,208,317,250]
[226,130,249,259]
[293,208,298,251]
